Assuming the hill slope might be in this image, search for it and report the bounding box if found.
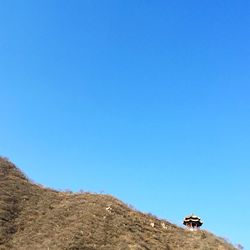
[0,158,236,250]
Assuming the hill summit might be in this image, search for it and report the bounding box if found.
[0,157,236,250]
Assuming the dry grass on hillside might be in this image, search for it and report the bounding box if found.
[0,157,236,250]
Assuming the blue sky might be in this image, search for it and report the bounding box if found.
[0,0,249,248]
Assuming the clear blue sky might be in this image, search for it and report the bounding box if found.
[0,1,249,248]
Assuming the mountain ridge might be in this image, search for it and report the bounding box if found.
[0,157,236,250]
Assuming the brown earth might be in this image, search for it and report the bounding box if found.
[0,157,236,250]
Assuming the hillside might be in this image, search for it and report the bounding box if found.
[0,157,236,250]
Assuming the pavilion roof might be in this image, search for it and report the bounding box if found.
[183,214,203,226]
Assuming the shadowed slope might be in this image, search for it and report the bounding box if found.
[0,158,236,250]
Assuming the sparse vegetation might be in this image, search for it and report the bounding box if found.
[0,157,237,249]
